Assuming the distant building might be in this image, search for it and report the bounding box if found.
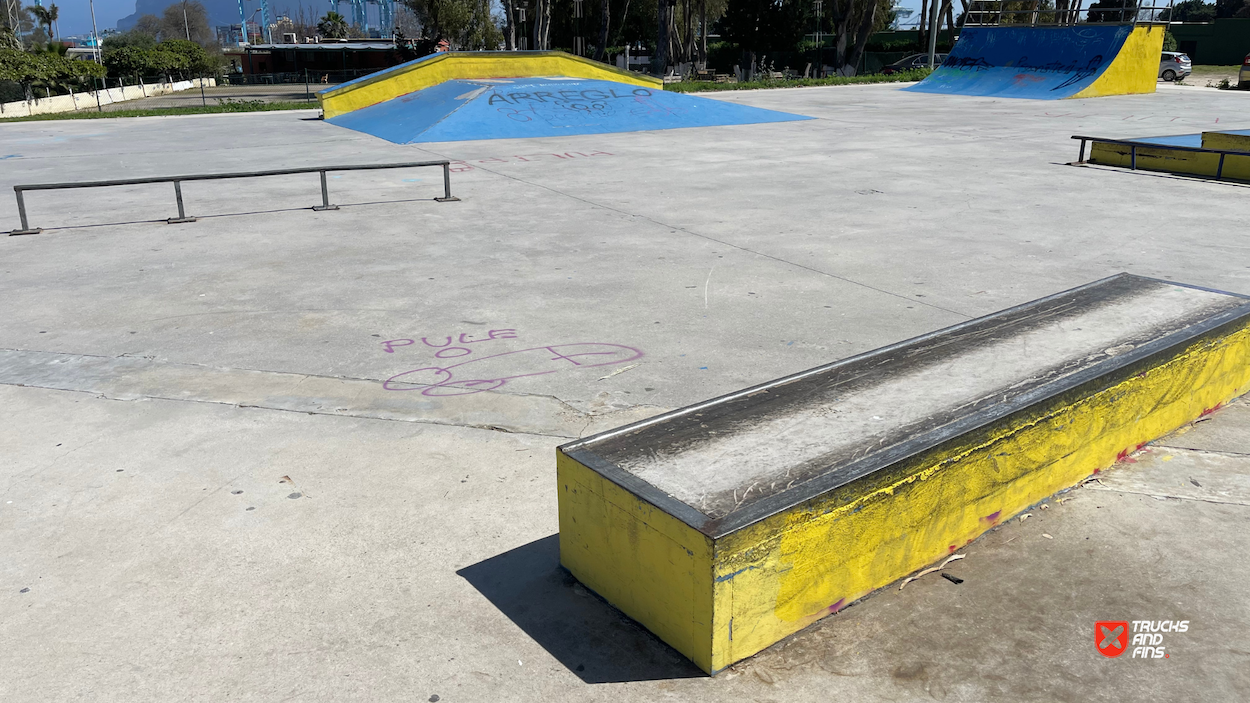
[215,23,263,47]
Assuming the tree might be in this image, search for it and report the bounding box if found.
[102,30,159,53]
[1085,0,1138,22]
[160,1,215,46]
[101,38,221,78]
[0,47,105,100]
[818,0,890,75]
[400,0,501,50]
[596,0,610,59]
[317,11,350,38]
[133,14,164,39]
[720,0,809,72]
[0,26,20,51]
[29,5,52,42]
[1214,0,1246,16]
[161,38,220,73]
[1158,0,1215,21]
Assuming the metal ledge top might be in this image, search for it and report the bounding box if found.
[560,274,1250,537]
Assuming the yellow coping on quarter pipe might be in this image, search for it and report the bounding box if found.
[1089,141,1250,181]
[318,51,663,119]
[1071,25,1165,99]
[557,275,1250,674]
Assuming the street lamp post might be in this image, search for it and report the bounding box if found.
[88,0,101,61]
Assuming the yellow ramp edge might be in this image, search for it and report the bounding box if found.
[557,274,1250,674]
[1071,25,1166,99]
[319,51,663,119]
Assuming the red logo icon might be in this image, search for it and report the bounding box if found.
[1096,621,1129,658]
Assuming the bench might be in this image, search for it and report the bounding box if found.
[557,274,1250,673]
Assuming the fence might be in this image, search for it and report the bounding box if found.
[223,69,379,86]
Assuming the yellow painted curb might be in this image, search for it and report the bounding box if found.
[558,275,1250,674]
[318,51,663,119]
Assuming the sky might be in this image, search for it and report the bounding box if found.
[46,0,929,42]
[47,0,330,37]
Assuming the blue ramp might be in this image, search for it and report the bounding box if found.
[906,25,1132,99]
[327,77,812,143]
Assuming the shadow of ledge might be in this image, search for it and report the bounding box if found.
[457,534,704,684]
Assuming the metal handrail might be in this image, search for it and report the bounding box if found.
[1071,135,1250,181]
[8,160,459,236]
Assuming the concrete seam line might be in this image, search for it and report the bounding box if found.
[1082,485,1250,508]
[1149,444,1250,460]
[0,382,579,440]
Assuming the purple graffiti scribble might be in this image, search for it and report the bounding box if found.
[381,329,517,353]
[384,343,644,396]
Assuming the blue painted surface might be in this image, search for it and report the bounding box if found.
[1128,129,1250,148]
[906,25,1132,99]
[327,78,811,144]
[1135,133,1204,147]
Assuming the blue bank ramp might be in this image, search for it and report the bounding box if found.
[906,24,1160,99]
[326,77,811,144]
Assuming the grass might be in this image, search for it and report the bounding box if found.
[667,69,932,93]
[0,99,319,123]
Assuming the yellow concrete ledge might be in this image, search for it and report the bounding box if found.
[557,276,1250,674]
[318,51,663,119]
[1201,131,1250,153]
[1090,141,1250,181]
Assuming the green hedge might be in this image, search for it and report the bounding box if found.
[0,49,106,85]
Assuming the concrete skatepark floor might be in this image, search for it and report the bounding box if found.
[3,82,1250,701]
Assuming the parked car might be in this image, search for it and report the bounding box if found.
[1241,52,1250,89]
[881,53,949,75]
[1159,51,1191,82]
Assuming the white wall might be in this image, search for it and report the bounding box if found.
[0,78,218,118]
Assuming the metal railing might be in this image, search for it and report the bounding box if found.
[963,0,1175,26]
[8,160,459,236]
[1072,135,1249,182]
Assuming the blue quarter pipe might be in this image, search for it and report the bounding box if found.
[326,77,811,144]
[905,25,1133,99]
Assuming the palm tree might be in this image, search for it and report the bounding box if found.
[30,5,53,42]
[48,3,60,41]
[317,11,349,39]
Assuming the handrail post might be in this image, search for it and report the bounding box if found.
[1078,138,1086,164]
[1130,146,1137,170]
[435,162,460,202]
[9,187,41,235]
[1217,153,1226,180]
[168,180,196,224]
[313,170,339,211]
